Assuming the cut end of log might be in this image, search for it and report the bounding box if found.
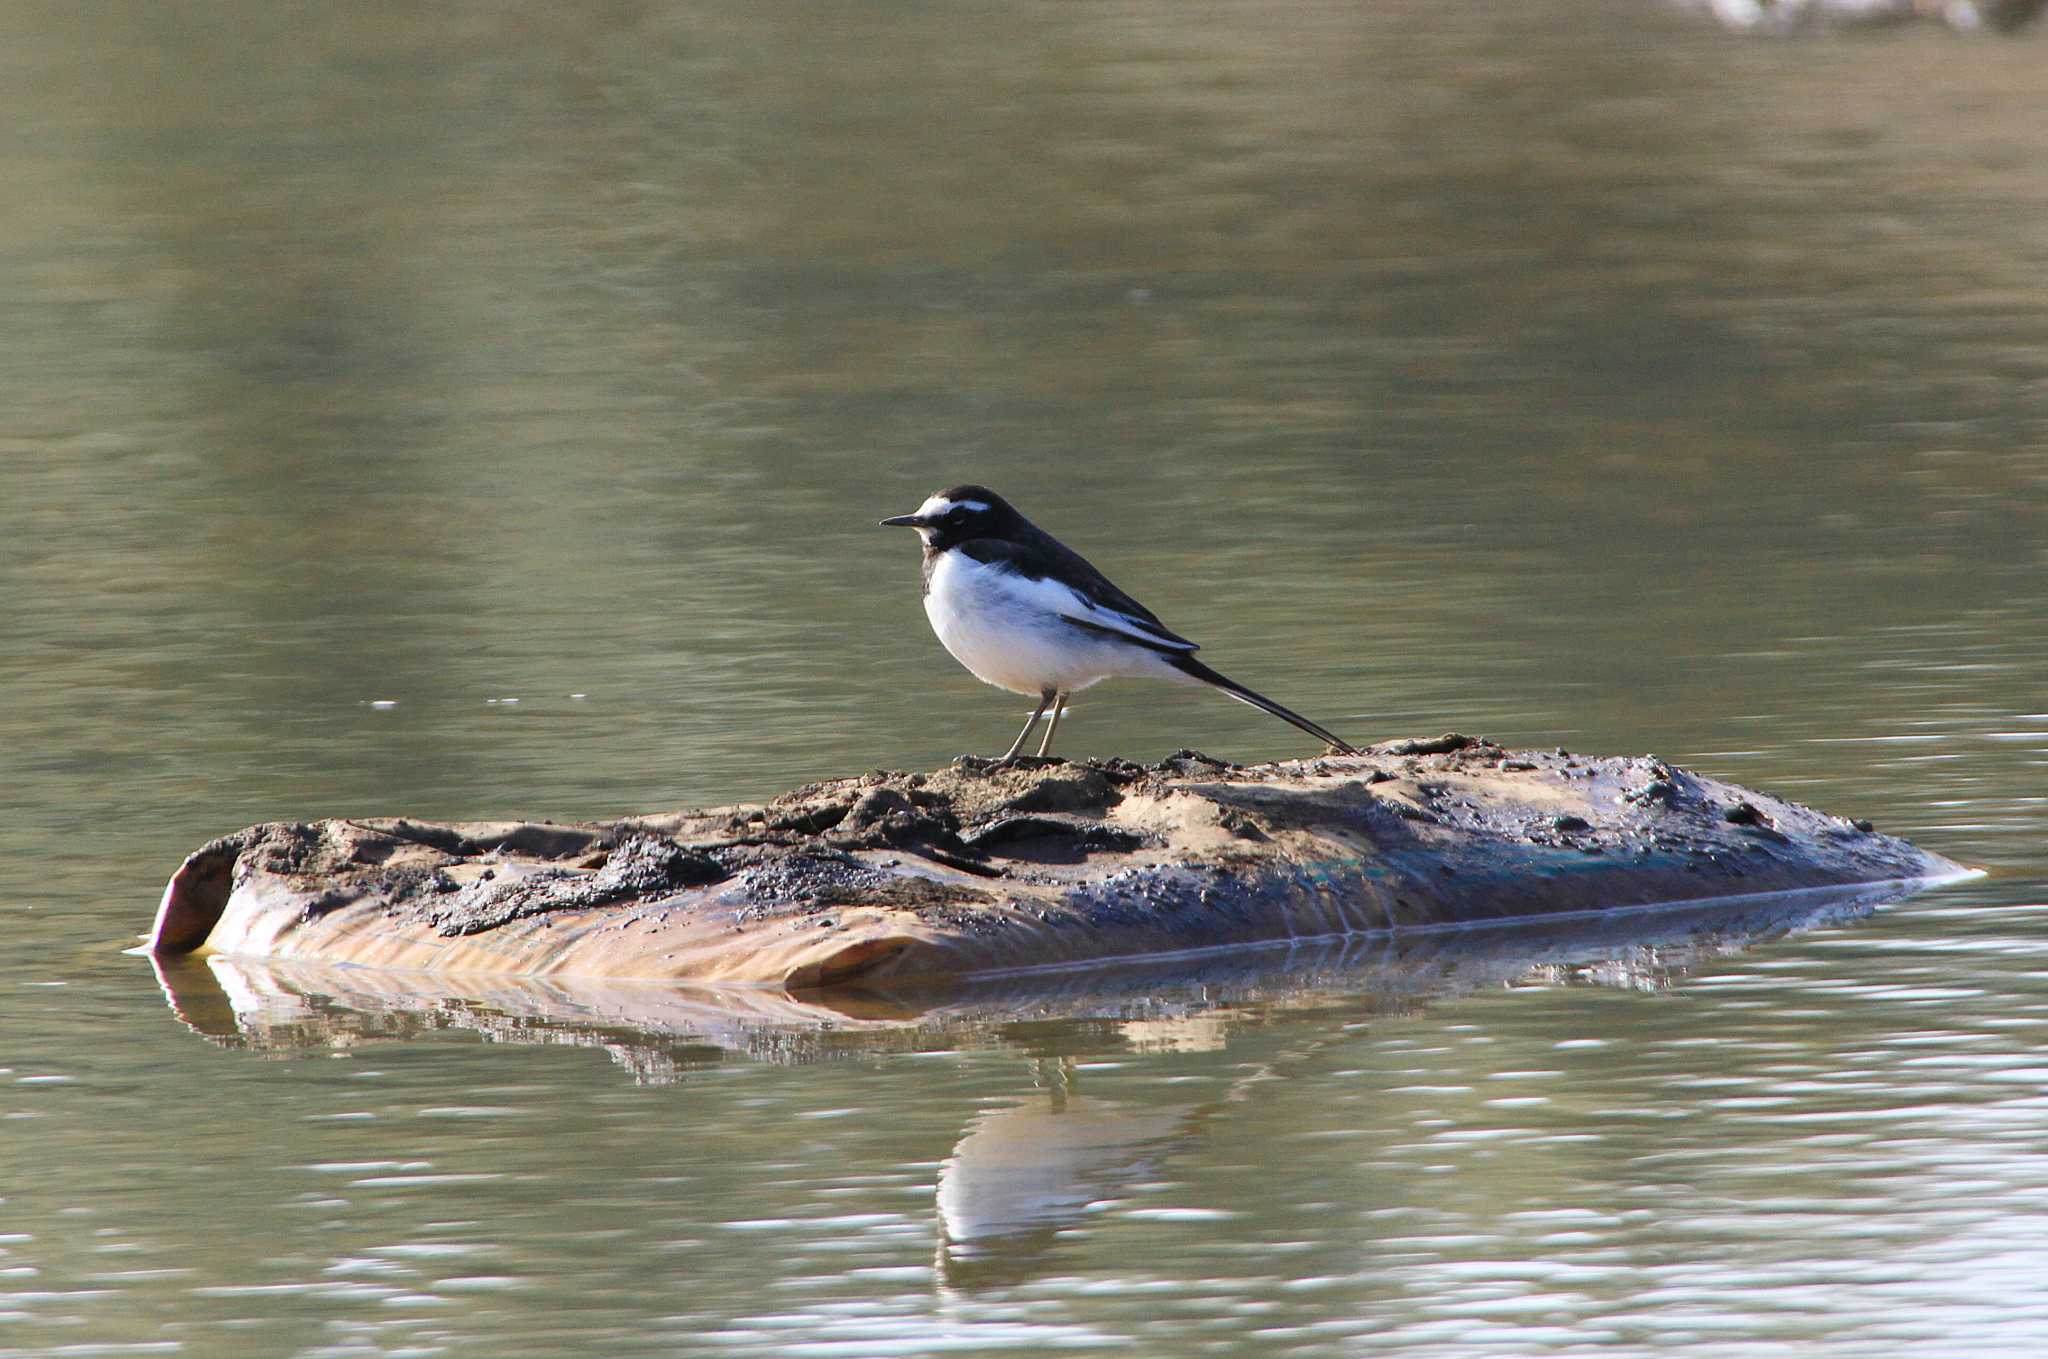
[148,837,243,955]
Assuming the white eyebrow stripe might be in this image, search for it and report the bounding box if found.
[917,496,991,517]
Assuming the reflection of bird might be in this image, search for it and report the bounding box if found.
[936,1090,1189,1273]
[935,1059,1197,1287]
[934,1041,1343,1289]
[881,485,1358,759]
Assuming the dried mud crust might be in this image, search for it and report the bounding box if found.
[154,734,1943,966]
[418,757,1162,937]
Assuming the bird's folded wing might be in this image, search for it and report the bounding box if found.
[962,535,1201,653]
[1057,606,1199,654]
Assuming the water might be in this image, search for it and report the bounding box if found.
[3,1,2045,1354]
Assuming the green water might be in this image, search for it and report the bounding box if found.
[3,2,2045,1354]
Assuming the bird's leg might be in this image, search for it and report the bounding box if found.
[1000,691,1055,761]
[1035,693,1068,757]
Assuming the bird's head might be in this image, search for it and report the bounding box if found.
[880,485,1022,552]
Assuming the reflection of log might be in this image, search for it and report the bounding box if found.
[1674,0,2044,32]
[147,737,1970,989]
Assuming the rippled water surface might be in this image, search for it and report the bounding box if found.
[3,2,2045,1354]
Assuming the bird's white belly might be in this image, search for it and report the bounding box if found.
[924,552,1174,697]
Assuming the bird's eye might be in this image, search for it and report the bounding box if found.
[947,509,968,524]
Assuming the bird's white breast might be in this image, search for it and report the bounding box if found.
[923,550,1178,697]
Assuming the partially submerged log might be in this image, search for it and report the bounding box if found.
[153,877,1938,1067]
[147,735,1970,989]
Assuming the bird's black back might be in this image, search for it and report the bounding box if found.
[922,486,1193,646]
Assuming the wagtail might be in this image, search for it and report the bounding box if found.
[881,485,1359,759]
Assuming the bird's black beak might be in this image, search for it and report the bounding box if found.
[879,513,926,528]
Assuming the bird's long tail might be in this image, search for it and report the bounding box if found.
[1165,655,1360,754]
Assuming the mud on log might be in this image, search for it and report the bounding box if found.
[148,736,1969,989]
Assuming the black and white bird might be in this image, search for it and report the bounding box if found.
[881,485,1359,759]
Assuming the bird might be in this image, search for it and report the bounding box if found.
[881,484,1359,760]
